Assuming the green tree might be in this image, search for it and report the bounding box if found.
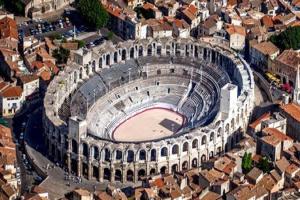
[257,157,271,173]
[53,47,70,64]
[270,26,300,51]
[242,152,253,174]
[75,40,85,48]
[4,0,24,15]
[77,0,109,29]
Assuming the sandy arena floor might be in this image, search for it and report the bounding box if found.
[113,108,184,142]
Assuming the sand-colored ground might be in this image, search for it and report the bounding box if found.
[113,108,184,142]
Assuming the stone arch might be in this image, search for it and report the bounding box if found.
[161,147,168,157]
[130,47,134,58]
[79,67,83,79]
[217,146,222,156]
[192,139,198,149]
[122,49,126,60]
[114,51,118,63]
[150,149,156,161]
[139,46,143,56]
[201,135,207,145]
[201,154,206,162]
[172,164,178,173]
[147,44,152,56]
[115,169,122,182]
[209,151,214,158]
[103,168,111,180]
[106,54,110,65]
[92,146,99,160]
[172,144,179,155]
[92,166,99,180]
[182,142,189,152]
[138,169,146,181]
[150,168,156,175]
[115,149,122,160]
[73,71,77,83]
[127,169,134,182]
[82,143,89,157]
[182,161,188,170]
[127,150,134,162]
[99,57,102,68]
[139,149,146,160]
[92,60,96,72]
[103,148,110,162]
[72,139,78,154]
[217,127,222,137]
[160,166,167,174]
[192,158,198,168]
[225,123,229,133]
[210,132,214,142]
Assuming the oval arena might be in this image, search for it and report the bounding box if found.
[43,38,255,183]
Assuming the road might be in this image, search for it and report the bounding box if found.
[11,100,43,193]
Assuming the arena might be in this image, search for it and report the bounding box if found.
[43,37,255,183]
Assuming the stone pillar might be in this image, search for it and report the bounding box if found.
[77,156,82,177]
[88,161,92,180]
[110,167,115,183]
[99,165,103,182]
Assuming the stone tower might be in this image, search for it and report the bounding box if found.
[293,64,300,104]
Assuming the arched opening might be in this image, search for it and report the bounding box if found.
[92,60,96,72]
[225,124,229,133]
[201,136,207,145]
[217,146,222,156]
[72,140,78,154]
[130,48,134,58]
[171,164,178,173]
[106,54,110,65]
[104,148,110,161]
[114,52,118,63]
[183,142,188,152]
[192,158,197,168]
[74,71,77,83]
[103,168,111,180]
[122,49,126,60]
[93,146,99,160]
[127,170,134,182]
[182,161,188,170]
[139,150,146,160]
[147,44,152,56]
[115,169,122,182]
[217,127,221,137]
[209,151,214,159]
[201,154,206,162]
[116,150,122,160]
[71,159,77,174]
[150,149,156,161]
[192,139,198,149]
[160,166,167,175]
[161,147,168,157]
[138,169,146,181]
[127,150,134,162]
[82,163,88,178]
[172,145,179,155]
[231,137,235,149]
[79,68,83,79]
[99,57,102,68]
[210,132,214,142]
[82,143,88,157]
[92,166,99,180]
[150,168,156,175]
[139,46,143,56]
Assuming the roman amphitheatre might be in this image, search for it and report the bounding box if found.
[43,37,254,183]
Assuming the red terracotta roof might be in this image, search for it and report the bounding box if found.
[0,17,18,40]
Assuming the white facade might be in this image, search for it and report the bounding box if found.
[1,94,24,117]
